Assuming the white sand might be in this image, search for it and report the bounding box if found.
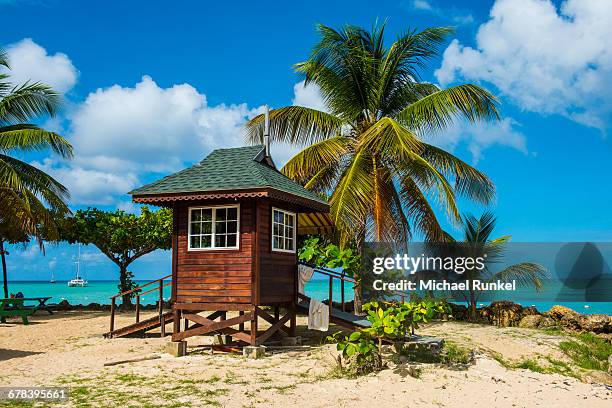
[0,311,610,407]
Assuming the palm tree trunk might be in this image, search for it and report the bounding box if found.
[469,286,476,321]
[0,241,8,298]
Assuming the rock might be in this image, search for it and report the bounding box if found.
[485,301,524,327]
[243,345,266,359]
[577,314,611,333]
[55,300,71,311]
[523,306,539,316]
[537,316,557,329]
[448,303,468,321]
[519,314,542,328]
[546,305,579,321]
[609,355,612,374]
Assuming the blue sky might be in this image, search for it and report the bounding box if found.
[2,0,611,281]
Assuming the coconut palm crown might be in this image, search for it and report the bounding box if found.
[247,23,499,244]
[0,47,73,245]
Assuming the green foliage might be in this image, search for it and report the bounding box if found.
[327,298,449,376]
[559,332,612,372]
[442,342,473,366]
[246,23,497,245]
[298,236,360,279]
[59,207,172,301]
[445,211,547,320]
[0,46,72,247]
[363,298,450,339]
[327,330,382,376]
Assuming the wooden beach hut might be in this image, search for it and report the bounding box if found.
[127,143,331,345]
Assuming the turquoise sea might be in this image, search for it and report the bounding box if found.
[5,280,612,315]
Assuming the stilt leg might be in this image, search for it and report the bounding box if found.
[289,302,296,337]
[250,307,258,345]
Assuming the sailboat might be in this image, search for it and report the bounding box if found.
[68,244,88,287]
[50,270,56,284]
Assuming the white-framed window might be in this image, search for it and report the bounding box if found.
[272,207,296,253]
[188,205,239,250]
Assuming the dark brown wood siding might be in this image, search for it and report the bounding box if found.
[257,199,297,305]
[174,199,255,305]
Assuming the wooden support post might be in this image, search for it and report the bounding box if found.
[220,311,227,321]
[289,302,296,337]
[341,279,345,312]
[110,297,116,334]
[173,308,180,336]
[274,305,280,322]
[238,311,244,332]
[159,280,164,337]
[250,307,258,346]
[329,275,333,319]
[135,295,140,323]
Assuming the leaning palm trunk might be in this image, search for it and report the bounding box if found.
[246,23,498,248]
[0,241,8,298]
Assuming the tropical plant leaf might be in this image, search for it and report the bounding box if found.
[245,106,344,146]
[395,84,499,134]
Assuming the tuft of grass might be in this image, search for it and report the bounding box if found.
[559,332,612,372]
[203,374,221,384]
[443,343,473,366]
[512,359,546,373]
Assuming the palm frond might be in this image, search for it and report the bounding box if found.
[419,143,494,204]
[488,262,547,291]
[398,177,446,242]
[281,136,350,185]
[329,148,374,242]
[0,81,61,124]
[0,154,70,211]
[395,84,499,134]
[0,125,73,159]
[245,106,344,146]
[0,50,8,69]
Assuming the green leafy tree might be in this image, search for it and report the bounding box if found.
[59,207,172,306]
[0,47,73,296]
[247,23,497,245]
[449,212,547,320]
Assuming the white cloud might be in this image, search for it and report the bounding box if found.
[4,38,78,93]
[435,0,612,130]
[428,117,528,163]
[412,0,433,11]
[292,81,328,112]
[42,76,267,205]
[407,0,474,25]
[33,158,139,205]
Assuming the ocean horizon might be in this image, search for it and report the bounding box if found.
[4,279,611,315]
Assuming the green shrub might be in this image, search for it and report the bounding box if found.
[559,332,612,372]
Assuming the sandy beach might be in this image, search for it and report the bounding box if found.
[0,311,610,407]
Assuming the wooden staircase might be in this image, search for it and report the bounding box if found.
[105,275,172,339]
[105,311,174,338]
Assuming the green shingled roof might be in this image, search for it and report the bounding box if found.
[129,145,328,207]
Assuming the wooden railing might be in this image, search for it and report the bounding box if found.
[109,275,172,335]
[297,262,356,316]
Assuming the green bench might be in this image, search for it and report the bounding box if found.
[0,298,50,324]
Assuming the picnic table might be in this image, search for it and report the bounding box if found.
[0,297,53,325]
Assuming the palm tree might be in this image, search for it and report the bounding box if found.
[246,23,498,245]
[0,47,73,297]
[450,212,546,321]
